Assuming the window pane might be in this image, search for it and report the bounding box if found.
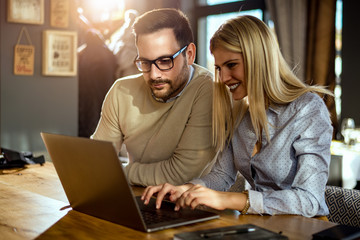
[198,9,263,71]
[206,0,242,5]
[335,0,343,122]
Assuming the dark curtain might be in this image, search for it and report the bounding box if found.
[265,0,308,81]
[267,0,339,139]
[305,0,338,138]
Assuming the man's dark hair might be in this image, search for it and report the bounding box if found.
[133,8,194,49]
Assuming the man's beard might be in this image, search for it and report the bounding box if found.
[150,60,189,101]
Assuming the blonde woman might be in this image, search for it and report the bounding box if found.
[142,15,333,217]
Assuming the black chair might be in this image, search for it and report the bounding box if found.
[327,155,343,187]
[325,185,360,227]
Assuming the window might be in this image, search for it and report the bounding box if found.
[194,0,266,71]
[335,0,343,122]
[199,0,242,6]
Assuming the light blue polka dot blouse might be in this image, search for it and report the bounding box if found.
[190,92,333,217]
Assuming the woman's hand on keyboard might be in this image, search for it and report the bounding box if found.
[141,183,193,209]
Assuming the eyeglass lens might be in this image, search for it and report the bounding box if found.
[137,58,173,72]
[135,45,187,72]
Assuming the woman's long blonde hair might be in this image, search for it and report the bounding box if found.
[211,15,333,152]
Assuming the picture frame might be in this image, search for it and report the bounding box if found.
[14,44,35,76]
[42,30,77,76]
[7,0,44,25]
[50,0,70,28]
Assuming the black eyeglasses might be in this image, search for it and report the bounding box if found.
[134,45,188,73]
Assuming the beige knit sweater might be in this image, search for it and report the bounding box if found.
[92,64,216,186]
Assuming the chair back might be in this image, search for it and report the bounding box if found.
[325,185,360,227]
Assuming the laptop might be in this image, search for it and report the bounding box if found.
[40,132,219,232]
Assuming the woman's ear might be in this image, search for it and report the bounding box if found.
[186,43,196,65]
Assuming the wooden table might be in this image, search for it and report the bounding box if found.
[0,163,336,240]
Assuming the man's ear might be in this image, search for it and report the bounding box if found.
[186,43,196,65]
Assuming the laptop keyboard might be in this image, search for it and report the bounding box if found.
[135,196,219,227]
[141,208,178,224]
[137,197,184,225]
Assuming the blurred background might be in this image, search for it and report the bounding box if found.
[1,0,360,188]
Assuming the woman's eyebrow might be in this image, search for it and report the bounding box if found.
[216,58,240,67]
[224,59,240,64]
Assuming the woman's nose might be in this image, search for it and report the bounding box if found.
[220,70,231,83]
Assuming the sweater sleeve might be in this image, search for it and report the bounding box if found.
[125,77,216,186]
[91,81,123,153]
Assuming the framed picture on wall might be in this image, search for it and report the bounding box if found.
[7,0,44,25]
[14,44,35,75]
[42,30,77,76]
[50,0,70,28]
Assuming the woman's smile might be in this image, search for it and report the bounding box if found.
[228,82,241,91]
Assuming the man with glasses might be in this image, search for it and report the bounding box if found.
[91,8,216,186]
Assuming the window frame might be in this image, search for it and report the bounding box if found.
[192,0,266,67]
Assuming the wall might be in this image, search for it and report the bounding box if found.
[0,0,184,156]
[0,1,78,154]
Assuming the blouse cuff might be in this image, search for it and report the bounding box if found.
[247,190,264,214]
[188,178,207,187]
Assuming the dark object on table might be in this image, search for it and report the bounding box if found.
[0,147,45,169]
[312,224,360,240]
[173,224,288,240]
